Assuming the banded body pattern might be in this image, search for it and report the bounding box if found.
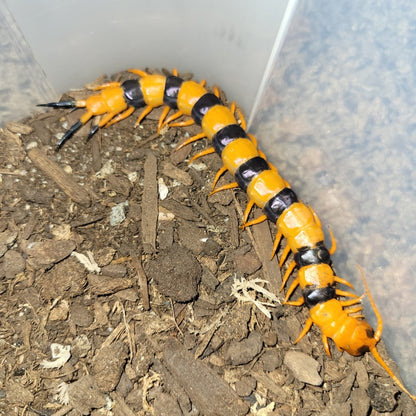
[39,69,415,400]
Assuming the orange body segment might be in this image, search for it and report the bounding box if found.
[277,203,325,251]
[201,105,238,139]
[220,138,259,174]
[139,74,166,107]
[299,263,335,288]
[246,170,287,208]
[176,80,207,115]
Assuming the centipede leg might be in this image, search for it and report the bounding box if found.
[309,204,337,256]
[128,68,149,77]
[157,105,172,133]
[209,181,239,195]
[280,260,297,291]
[322,334,331,357]
[242,200,255,225]
[284,295,305,306]
[334,275,355,289]
[335,289,359,299]
[240,213,267,229]
[135,105,154,126]
[210,166,229,193]
[231,102,246,130]
[87,110,120,139]
[294,317,313,344]
[105,106,135,127]
[37,99,79,110]
[162,110,184,127]
[279,244,292,267]
[328,228,337,255]
[283,277,299,300]
[90,81,121,90]
[271,230,283,260]
[340,296,363,307]
[345,306,363,315]
[176,132,206,151]
[169,118,195,128]
[188,147,216,163]
[56,120,84,148]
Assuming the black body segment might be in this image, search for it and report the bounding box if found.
[294,242,332,267]
[191,93,222,125]
[212,124,248,155]
[235,156,270,191]
[303,286,336,308]
[122,79,145,108]
[164,75,184,109]
[263,187,298,222]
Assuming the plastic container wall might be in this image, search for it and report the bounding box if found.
[0,0,55,124]
[1,0,293,125]
[251,0,416,391]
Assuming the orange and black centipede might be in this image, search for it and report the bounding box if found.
[39,68,416,400]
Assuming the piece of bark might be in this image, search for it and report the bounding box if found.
[163,338,249,416]
[131,254,150,310]
[141,152,158,253]
[28,147,91,206]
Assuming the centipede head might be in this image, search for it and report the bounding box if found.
[343,319,377,356]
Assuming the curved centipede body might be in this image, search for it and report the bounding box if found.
[40,68,415,400]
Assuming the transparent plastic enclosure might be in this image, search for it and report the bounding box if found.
[251,0,416,392]
[1,0,292,125]
[1,0,414,395]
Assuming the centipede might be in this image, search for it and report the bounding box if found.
[39,68,416,400]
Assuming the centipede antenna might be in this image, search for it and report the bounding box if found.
[370,347,416,400]
[357,265,382,341]
[357,265,416,400]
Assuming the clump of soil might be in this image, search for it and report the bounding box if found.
[0,69,414,415]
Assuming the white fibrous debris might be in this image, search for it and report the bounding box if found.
[142,371,161,413]
[231,277,280,319]
[55,382,70,405]
[250,392,275,415]
[71,251,101,273]
[158,177,169,200]
[40,343,71,369]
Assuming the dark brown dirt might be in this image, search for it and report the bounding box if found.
[0,70,415,415]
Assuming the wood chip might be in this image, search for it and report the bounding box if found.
[5,121,34,135]
[163,337,249,416]
[141,152,158,253]
[28,147,92,206]
[162,160,193,186]
[131,253,150,311]
[22,239,76,268]
[87,273,135,295]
